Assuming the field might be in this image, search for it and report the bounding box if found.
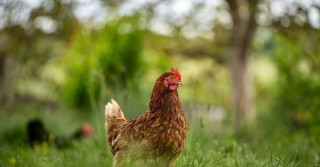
[0,103,318,167]
[1,0,320,167]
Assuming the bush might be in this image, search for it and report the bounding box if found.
[63,16,144,109]
[271,33,320,135]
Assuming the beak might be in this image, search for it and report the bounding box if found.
[177,81,183,86]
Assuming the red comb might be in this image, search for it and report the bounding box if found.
[171,68,181,80]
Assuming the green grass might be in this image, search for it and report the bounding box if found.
[0,104,319,167]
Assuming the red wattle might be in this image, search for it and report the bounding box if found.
[170,84,178,90]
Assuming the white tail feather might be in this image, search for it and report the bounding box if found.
[105,99,125,119]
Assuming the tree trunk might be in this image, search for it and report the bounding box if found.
[230,45,255,127]
[0,54,17,108]
[0,53,5,105]
[226,0,258,127]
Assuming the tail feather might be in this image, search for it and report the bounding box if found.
[105,99,126,153]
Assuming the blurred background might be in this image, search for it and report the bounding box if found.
[1,0,320,166]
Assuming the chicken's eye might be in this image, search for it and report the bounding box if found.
[164,78,169,87]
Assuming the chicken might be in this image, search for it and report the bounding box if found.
[27,119,93,148]
[105,68,186,167]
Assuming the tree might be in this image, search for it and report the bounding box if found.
[0,0,79,106]
[225,0,259,127]
[270,2,320,135]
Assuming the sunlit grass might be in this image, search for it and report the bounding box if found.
[0,104,318,167]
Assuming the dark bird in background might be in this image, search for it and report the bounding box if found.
[27,119,93,148]
[105,68,186,167]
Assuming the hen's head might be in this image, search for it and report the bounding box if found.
[156,68,182,91]
[150,68,182,111]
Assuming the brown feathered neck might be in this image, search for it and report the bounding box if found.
[149,72,181,113]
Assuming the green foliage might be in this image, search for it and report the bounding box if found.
[1,1,320,166]
[0,0,78,63]
[63,16,144,109]
[271,32,320,135]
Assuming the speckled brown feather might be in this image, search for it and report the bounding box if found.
[105,72,186,167]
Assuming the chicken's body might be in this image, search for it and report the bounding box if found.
[105,70,186,167]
